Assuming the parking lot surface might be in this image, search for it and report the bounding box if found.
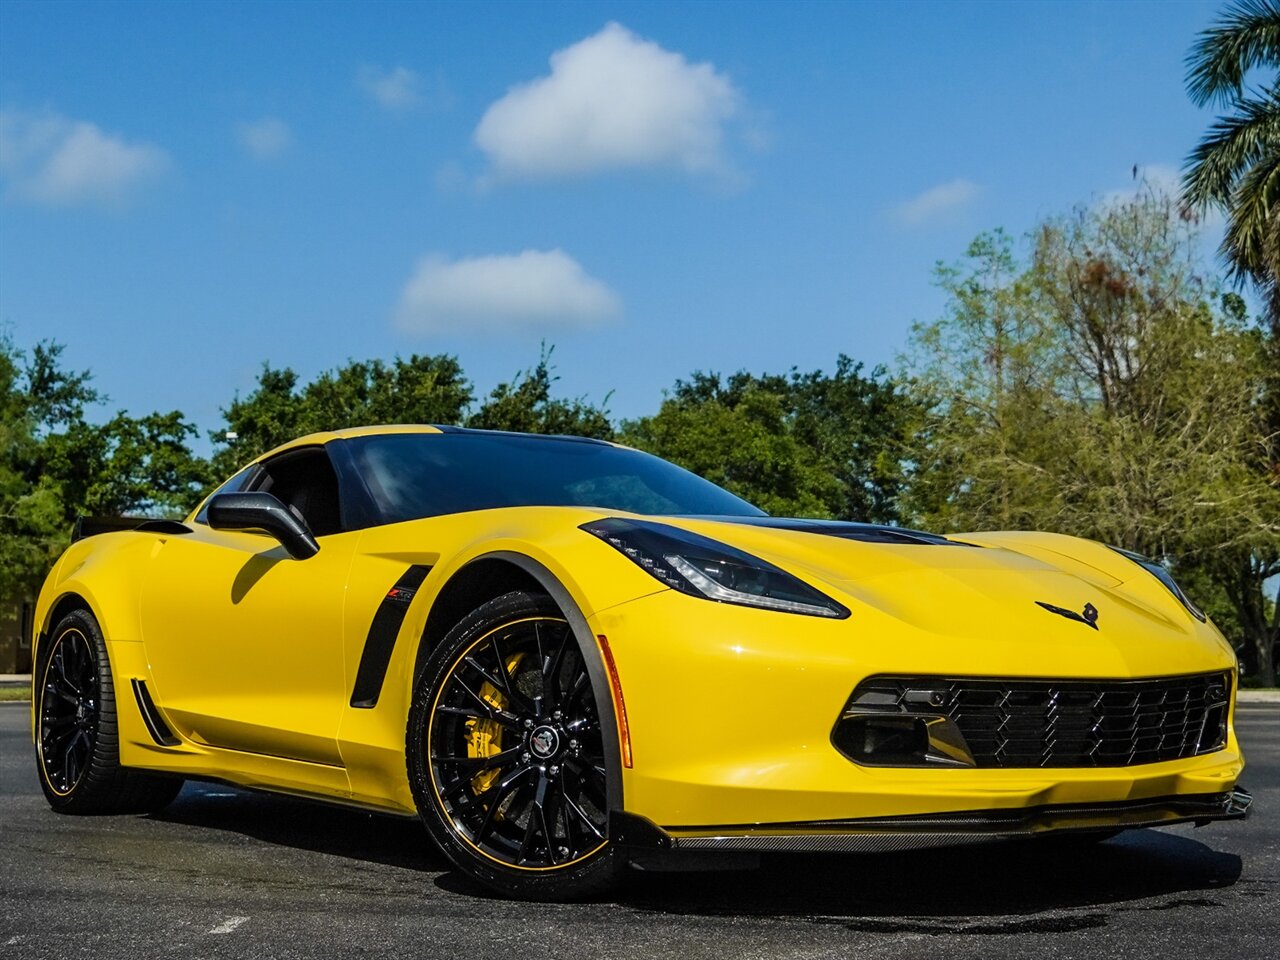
[1,701,1276,959]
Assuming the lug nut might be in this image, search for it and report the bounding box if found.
[521,752,531,762]
[549,765,560,776]
[552,711,563,721]
[524,718,534,729]
[568,739,579,749]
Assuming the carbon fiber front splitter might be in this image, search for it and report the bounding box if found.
[611,787,1252,855]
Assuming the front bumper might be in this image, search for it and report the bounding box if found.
[613,787,1252,854]
[591,589,1246,828]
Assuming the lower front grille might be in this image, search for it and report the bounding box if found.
[838,672,1231,768]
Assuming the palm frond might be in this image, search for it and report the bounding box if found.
[1219,141,1280,284]
[1187,0,1280,107]
[1184,85,1280,207]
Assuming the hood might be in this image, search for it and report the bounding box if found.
[646,515,1227,670]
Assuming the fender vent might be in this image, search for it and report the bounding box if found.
[130,679,181,746]
[350,564,433,708]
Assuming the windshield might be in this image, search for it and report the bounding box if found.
[344,433,765,523]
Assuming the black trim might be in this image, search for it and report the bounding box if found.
[682,515,973,546]
[429,424,614,446]
[670,789,1252,835]
[610,811,673,849]
[642,788,1252,853]
[72,517,192,542]
[350,564,433,708]
[130,679,181,747]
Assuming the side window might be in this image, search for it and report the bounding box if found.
[251,447,344,538]
[194,464,259,525]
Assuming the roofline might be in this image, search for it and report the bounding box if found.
[431,424,616,446]
[244,423,617,465]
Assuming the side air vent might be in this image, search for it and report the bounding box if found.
[130,679,181,747]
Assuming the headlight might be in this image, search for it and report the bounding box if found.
[1109,547,1206,622]
[581,517,850,619]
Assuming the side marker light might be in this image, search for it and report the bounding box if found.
[595,634,633,769]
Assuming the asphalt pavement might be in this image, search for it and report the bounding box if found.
[1,701,1277,960]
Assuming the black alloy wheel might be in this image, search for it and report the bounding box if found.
[35,607,183,814]
[408,590,620,900]
[38,624,98,796]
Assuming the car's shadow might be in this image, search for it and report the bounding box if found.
[155,783,1242,923]
[617,832,1243,928]
[154,783,446,872]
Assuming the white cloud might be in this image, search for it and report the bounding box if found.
[395,249,621,335]
[358,65,422,110]
[0,109,169,206]
[474,22,741,180]
[236,117,291,160]
[893,178,980,225]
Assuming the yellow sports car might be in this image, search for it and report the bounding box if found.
[31,425,1249,899]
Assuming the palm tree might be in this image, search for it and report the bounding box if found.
[1185,4,1280,686]
[1183,0,1280,314]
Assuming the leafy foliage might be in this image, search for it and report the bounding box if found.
[1184,0,1280,303]
[1187,0,1280,107]
[467,345,613,439]
[0,335,205,607]
[210,354,473,477]
[621,359,920,522]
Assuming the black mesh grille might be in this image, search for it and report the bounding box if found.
[841,673,1231,768]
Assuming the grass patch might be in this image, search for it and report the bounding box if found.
[0,685,31,702]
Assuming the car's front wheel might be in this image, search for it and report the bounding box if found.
[35,607,183,814]
[407,590,620,900]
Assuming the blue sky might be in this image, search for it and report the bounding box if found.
[0,0,1226,450]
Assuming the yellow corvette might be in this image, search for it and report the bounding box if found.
[31,425,1249,899]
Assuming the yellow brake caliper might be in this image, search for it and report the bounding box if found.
[466,652,525,796]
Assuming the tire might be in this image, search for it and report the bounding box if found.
[407,590,622,900]
[35,607,183,815]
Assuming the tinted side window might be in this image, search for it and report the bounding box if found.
[252,447,344,537]
[193,465,259,524]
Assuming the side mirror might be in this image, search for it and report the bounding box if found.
[206,492,320,560]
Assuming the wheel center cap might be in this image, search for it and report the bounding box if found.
[529,725,560,759]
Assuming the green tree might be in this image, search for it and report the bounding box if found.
[621,360,919,522]
[467,346,613,439]
[211,354,473,477]
[0,335,206,606]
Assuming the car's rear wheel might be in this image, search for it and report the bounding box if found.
[36,608,183,814]
[407,590,620,900]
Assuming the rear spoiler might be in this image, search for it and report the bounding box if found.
[71,516,193,542]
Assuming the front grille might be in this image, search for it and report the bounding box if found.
[840,673,1231,768]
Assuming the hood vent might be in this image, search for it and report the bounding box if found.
[689,516,974,546]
